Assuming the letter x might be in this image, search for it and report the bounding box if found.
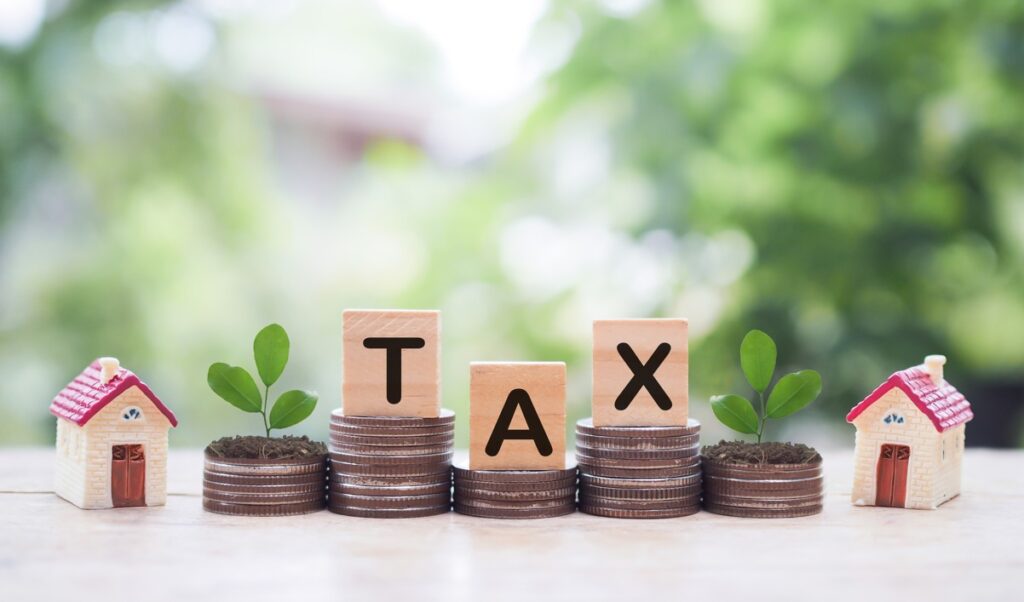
[614,342,672,411]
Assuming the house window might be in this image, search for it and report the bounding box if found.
[883,413,905,425]
[122,407,143,422]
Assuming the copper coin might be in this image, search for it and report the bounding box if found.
[204,489,326,505]
[452,465,578,484]
[576,417,700,438]
[203,457,327,477]
[702,495,822,510]
[579,473,701,489]
[579,483,701,500]
[577,462,701,479]
[331,482,450,498]
[578,503,700,519]
[203,498,325,516]
[329,423,454,438]
[453,496,574,510]
[329,491,451,509]
[329,449,453,465]
[454,486,576,502]
[702,502,822,518]
[330,408,455,427]
[328,504,450,518]
[203,480,327,496]
[703,476,823,497]
[328,440,453,456]
[578,495,700,511]
[454,475,576,493]
[329,471,450,488]
[453,502,575,519]
[202,471,327,487]
[574,444,700,460]
[575,452,701,469]
[701,458,822,480]
[326,432,455,447]
[330,460,451,477]
[575,432,700,450]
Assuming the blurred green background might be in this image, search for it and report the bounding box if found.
[1,0,1022,449]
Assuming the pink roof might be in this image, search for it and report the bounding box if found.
[846,365,973,433]
[49,360,178,428]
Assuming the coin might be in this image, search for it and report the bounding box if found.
[575,452,700,469]
[453,495,573,510]
[328,440,453,456]
[329,423,454,438]
[330,460,452,477]
[578,473,702,489]
[454,486,576,502]
[202,471,327,487]
[452,465,578,484]
[204,489,327,505]
[328,472,451,488]
[329,491,451,509]
[203,457,327,477]
[702,502,822,518]
[326,432,455,447]
[701,458,822,480]
[331,477,452,495]
[454,474,577,491]
[578,504,701,519]
[203,498,325,516]
[329,449,453,465]
[577,495,699,511]
[328,504,450,518]
[575,417,701,438]
[330,408,455,427]
[578,483,701,500]
[703,478,822,499]
[574,444,700,460]
[203,480,327,496]
[575,432,700,450]
[453,501,575,519]
[577,462,701,479]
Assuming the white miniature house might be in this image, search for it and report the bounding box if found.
[49,358,178,509]
[847,355,973,510]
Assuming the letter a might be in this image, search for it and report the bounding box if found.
[485,388,553,457]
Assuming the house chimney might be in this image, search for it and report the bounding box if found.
[924,355,946,386]
[98,357,120,385]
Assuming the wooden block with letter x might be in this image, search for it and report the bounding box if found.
[342,309,440,417]
[469,362,566,470]
[592,318,688,427]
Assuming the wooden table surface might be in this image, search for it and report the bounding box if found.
[1,448,1020,602]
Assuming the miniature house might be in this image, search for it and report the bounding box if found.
[49,358,178,509]
[847,355,973,510]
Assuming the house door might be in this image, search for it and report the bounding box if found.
[111,444,146,507]
[876,444,910,507]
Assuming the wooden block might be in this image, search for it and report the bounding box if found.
[592,318,688,427]
[469,362,566,470]
[342,310,440,418]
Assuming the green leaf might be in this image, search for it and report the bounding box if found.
[766,370,822,419]
[740,329,776,393]
[207,363,263,413]
[269,390,318,430]
[254,323,290,387]
[710,394,760,435]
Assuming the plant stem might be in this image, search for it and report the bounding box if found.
[262,384,271,438]
[756,391,766,444]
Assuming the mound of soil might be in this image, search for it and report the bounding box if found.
[206,435,327,460]
[702,440,821,465]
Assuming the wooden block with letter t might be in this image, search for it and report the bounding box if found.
[342,309,440,417]
[469,362,566,470]
[592,318,688,427]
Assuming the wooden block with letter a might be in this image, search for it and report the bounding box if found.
[469,362,566,470]
[592,318,688,427]
[342,309,440,418]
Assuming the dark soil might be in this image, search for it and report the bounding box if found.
[206,435,327,460]
[702,440,821,465]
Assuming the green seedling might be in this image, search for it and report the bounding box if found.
[207,324,318,437]
[710,329,822,443]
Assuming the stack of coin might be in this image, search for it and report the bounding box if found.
[702,458,823,518]
[327,408,454,518]
[575,418,702,518]
[453,464,577,519]
[203,452,327,516]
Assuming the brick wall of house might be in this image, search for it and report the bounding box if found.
[68,386,171,509]
[851,388,943,509]
[933,425,965,506]
[54,419,88,507]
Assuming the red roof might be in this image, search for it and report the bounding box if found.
[846,365,972,432]
[49,361,178,428]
